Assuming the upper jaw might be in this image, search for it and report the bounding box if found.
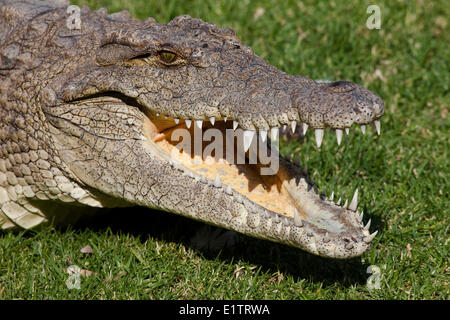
[136,76,384,149]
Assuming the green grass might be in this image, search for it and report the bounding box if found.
[1,0,448,299]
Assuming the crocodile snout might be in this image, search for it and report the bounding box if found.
[292,79,384,131]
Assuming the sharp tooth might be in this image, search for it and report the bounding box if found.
[225,184,232,195]
[195,120,203,129]
[329,191,334,201]
[343,199,348,208]
[336,197,341,205]
[323,232,330,243]
[336,129,343,145]
[374,120,381,135]
[291,120,297,133]
[213,174,222,188]
[209,117,215,126]
[361,124,366,134]
[185,119,192,128]
[349,188,358,211]
[188,172,194,178]
[243,130,255,152]
[345,127,350,135]
[314,129,324,148]
[233,120,238,130]
[174,118,179,124]
[302,123,308,135]
[260,130,267,143]
[294,208,303,227]
[200,176,207,184]
[363,230,378,243]
[224,116,227,122]
[270,127,279,141]
[359,210,364,222]
[282,124,287,131]
[364,219,371,230]
[236,194,243,204]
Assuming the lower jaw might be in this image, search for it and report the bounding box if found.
[137,114,376,258]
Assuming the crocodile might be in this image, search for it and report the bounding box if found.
[0,0,384,259]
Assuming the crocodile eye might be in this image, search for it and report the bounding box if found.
[159,51,177,64]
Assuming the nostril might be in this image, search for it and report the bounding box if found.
[325,81,355,93]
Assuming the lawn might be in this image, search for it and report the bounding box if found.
[0,0,448,299]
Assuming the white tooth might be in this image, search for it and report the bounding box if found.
[156,113,160,117]
[291,120,297,133]
[224,116,228,122]
[270,127,279,141]
[336,197,341,205]
[314,129,324,148]
[209,117,215,126]
[213,174,222,188]
[345,127,350,135]
[329,191,334,201]
[374,120,381,135]
[336,129,343,145]
[233,120,238,130]
[361,124,366,134]
[200,176,206,184]
[363,230,378,243]
[185,119,192,128]
[189,172,194,178]
[225,184,232,195]
[195,120,203,129]
[283,124,287,131]
[359,210,364,222]
[349,188,358,211]
[364,219,371,230]
[164,115,169,119]
[343,199,348,208]
[243,130,255,152]
[302,123,308,135]
[260,130,267,143]
[294,208,303,227]
[174,118,179,124]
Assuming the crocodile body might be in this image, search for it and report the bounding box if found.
[0,0,384,259]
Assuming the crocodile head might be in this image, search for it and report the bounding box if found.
[7,5,384,258]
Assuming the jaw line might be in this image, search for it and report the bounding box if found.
[59,92,376,258]
[138,109,374,258]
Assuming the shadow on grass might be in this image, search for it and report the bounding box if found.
[69,205,383,288]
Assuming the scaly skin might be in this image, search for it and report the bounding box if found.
[0,0,384,258]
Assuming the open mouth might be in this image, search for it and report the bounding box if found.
[53,93,380,259]
[137,102,379,258]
